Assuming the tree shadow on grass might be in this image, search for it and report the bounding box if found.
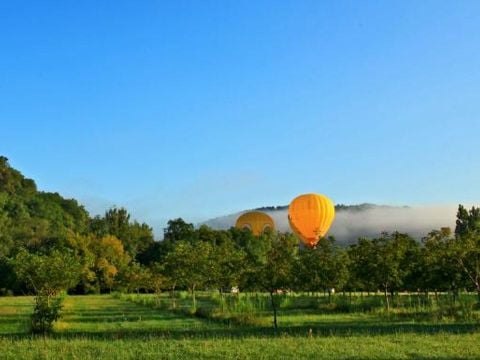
[2,321,480,341]
[340,358,469,360]
[0,313,30,325]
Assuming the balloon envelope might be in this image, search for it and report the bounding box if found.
[235,211,275,236]
[288,193,335,248]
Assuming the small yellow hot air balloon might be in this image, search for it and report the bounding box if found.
[288,193,335,248]
[235,211,275,236]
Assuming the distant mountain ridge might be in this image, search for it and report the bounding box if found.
[254,203,406,212]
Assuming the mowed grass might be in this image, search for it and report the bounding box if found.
[1,294,480,359]
[56,295,223,335]
[0,296,32,335]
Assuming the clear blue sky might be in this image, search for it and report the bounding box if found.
[1,1,479,236]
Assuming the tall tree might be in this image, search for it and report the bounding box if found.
[453,205,480,301]
[455,205,480,237]
[163,218,196,243]
[90,207,155,260]
[90,235,131,292]
[420,228,461,294]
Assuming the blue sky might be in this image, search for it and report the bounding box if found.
[1,1,479,236]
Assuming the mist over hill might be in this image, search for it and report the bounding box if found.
[202,204,458,244]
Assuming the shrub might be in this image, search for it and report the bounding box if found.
[30,291,65,334]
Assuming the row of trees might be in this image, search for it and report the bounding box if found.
[9,210,480,300]
[160,211,480,304]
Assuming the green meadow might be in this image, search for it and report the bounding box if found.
[1,294,480,359]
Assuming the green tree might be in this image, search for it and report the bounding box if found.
[455,205,480,237]
[90,235,131,292]
[420,228,461,296]
[12,249,81,334]
[163,218,196,243]
[348,238,377,293]
[119,262,152,293]
[297,237,350,299]
[92,207,155,260]
[0,256,16,295]
[230,227,270,291]
[453,234,480,300]
[0,156,37,196]
[359,232,419,310]
[162,240,213,309]
[256,232,297,332]
[210,237,246,292]
[155,218,197,263]
[453,205,480,301]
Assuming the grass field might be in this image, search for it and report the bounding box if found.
[1,294,480,359]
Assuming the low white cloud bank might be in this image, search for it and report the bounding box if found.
[203,205,460,244]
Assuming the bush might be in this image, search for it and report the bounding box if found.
[30,292,65,334]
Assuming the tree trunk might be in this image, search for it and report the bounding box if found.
[384,286,390,311]
[192,285,196,310]
[270,291,278,334]
[171,284,177,309]
[452,288,458,304]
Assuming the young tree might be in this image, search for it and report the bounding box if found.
[297,237,350,300]
[316,237,350,297]
[209,237,246,292]
[231,227,270,291]
[162,240,213,309]
[257,232,298,332]
[363,232,418,310]
[12,249,81,334]
[348,238,377,293]
[119,262,152,293]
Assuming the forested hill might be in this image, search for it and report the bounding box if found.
[0,156,91,242]
[0,156,156,293]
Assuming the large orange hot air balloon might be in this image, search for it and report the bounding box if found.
[235,211,275,236]
[288,193,335,248]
